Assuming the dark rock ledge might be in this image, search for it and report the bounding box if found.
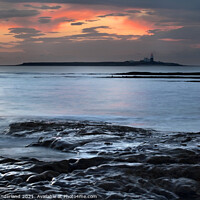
[0,120,200,199]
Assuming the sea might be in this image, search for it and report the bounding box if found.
[0,64,199,198]
[0,65,200,133]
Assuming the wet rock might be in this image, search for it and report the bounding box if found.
[178,155,200,164]
[77,128,105,135]
[31,137,95,152]
[97,181,121,191]
[10,177,24,184]
[155,178,173,190]
[29,137,54,147]
[123,183,146,194]
[181,137,192,143]
[147,156,175,164]
[0,120,200,199]
[183,166,200,181]
[51,178,69,187]
[28,160,70,174]
[106,193,124,199]
[26,170,59,183]
[168,148,196,157]
[50,139,75,151]
[174,178,200,198]
[104,142,112,145]
[151,188,178,200]
[0,158,18,164]
[7,121,64,134]
[71,157,110,170]
[181,143,187,146]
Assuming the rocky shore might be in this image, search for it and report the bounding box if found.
[105,71,200,80]
[0,120,200,199]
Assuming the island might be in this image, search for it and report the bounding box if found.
[18,54,183,66]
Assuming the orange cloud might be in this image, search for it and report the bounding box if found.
[1,4,154,42]
[121,18,153,35]
[0,24,20,43]
[159,38,185,42]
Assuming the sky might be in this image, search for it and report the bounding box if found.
[0,0,200,65]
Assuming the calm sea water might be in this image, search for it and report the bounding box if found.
[0,65,200,132]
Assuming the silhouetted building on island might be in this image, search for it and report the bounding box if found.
[150,53,154,62]
[141,53,154,63]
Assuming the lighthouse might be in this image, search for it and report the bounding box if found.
[150,53,154,62]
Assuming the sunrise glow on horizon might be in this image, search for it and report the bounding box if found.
[0,0,199,64]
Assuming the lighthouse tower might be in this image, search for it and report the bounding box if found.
[150,53,154,62]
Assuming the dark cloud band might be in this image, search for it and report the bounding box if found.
[0,9,39,19]
[1,0,200,10]
[24,4,61,10]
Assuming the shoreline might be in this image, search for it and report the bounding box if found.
[105,76,200,79]
[0,119,199,199]
[105,71,200,79]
